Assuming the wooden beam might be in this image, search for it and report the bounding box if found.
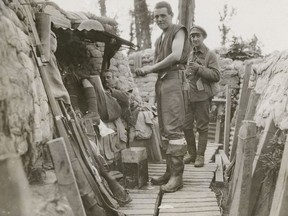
[219,149,230,168]
[178,0,195,29]
[244,89,261,121]
[248,116,277,215]
[230,63,253,160]
[48,137,86,216]
[224,85,232,156]
[228,120,257,216]
[215,154,224,186]
[269,135,288,216]
[215,103,225,144]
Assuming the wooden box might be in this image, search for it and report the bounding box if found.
[121,147,148,189]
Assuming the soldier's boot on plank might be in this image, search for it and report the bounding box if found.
[194,131,208,167]
[151,154,171,185]
[82,79,100,125]
[160,155,184,193]
[183,129,197,164]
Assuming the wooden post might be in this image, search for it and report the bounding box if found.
[224,85,232,156]
[178,0,195,30]
[215,154,224,186]
[228,120,257,216]
[248,116,277,216]
[230,63,253,160]
[269,135,288,216]
[48,138,87,216]
[244,89,261,121]
[0,155,31,216]
[215,102,225,144]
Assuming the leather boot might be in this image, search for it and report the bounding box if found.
[194,131,208,167]
[197,131,208,156]
[151,155,171,185]
[194,155,205,167]
[183,129,197,164]
[160,156,184,193]
[82,86,100,125]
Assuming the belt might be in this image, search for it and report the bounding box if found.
[157,64,186,79]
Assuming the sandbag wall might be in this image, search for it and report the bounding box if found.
[110,51,142,102]
[129,49,157,103]
[253,50,288,129]
[0,0,53,174]
[0,1,73,216]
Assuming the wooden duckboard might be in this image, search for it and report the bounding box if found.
[119,143,221,216]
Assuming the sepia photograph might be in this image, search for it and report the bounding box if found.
[1,0,288,215]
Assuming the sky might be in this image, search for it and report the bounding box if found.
[52,0,288,54]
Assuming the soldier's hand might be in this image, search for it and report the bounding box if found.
[188,62,200,73]
[135,65,154,76]
[135,68,146,76]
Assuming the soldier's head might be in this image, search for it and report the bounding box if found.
[154,1,173,31]
[190,25,207,48]
[101,69,116,88]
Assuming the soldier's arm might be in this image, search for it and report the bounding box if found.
[197,52,220,82]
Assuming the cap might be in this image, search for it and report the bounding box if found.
[190,26,207,38]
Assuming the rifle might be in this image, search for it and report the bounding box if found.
[60,101,132,207]
[21,3,122,216]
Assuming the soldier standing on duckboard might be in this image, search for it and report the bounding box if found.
[135,1,190,193]
[183,26,220,167]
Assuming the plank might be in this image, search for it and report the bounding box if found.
[120,209,155,215]
[159,202,218,208]
[149,120,163,161]
[230,63,253,160]
[252,115,276,174]
[129,193,158,199]
[159,212,221,216]
[215,154,224,186]
[162,197,217,203]
[48,137,86,216]
[269,136,288,216]
[219,150,230,167]
[228,121,257,216]
[149,171,214,177]
[159,205,220,213]
[244,89,261,121]
[224,85,232,156]
[163,193,216,199]
[215,102,225,143]
[120,203,157,209]
[150,175,214,181]
[249,116,277,215]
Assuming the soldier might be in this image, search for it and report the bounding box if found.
[183,26,220,167]
[135,1,190,193]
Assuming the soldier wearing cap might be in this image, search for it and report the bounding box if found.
[183,25,220,167]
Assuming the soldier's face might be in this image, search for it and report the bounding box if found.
[154,8,172,31]
[190,33,205,48]
[103,72,115,88]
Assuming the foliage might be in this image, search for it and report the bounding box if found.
[260,130,285,183]
[223,35,263,61]
[131,0,153,50]
[218,4,236,46]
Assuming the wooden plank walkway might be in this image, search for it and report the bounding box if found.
[119,143,220,216]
